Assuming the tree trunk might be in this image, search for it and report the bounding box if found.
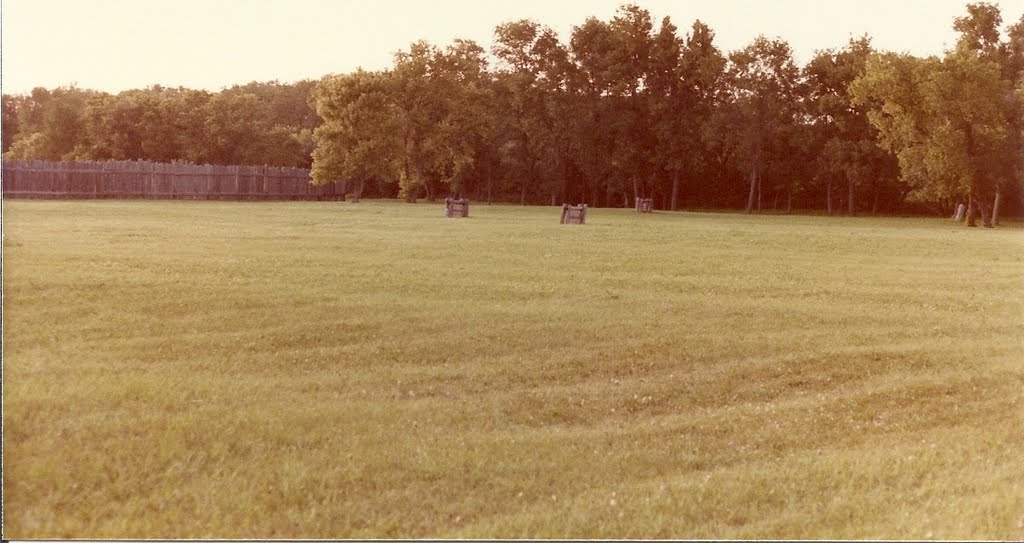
[520,180,527,206]
[826,180,833,215]
[871,184,879,214]
[786,189,793,214]
[772,189,780,210]
[966,193,977,227]
[407,163,421,203]
[953,203,966,222]
[992,190,1001,226]
[426,181,435,202]
[745,168,757,213]
[847,176,855,216]
[978,197,993,228]
[963,122,991,226]
[757,174,763,212]
[487,163,493,205]
[648,172,656,210]
[353,178,364,202]
[670,167,680,211]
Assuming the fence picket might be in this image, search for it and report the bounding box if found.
[0,159,350,201]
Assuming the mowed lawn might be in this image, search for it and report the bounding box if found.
[2,199,1022,539]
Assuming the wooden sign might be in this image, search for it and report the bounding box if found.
[560,203,587,224]
[445,198,469,218]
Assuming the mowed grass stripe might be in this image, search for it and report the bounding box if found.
[2,200,1022,538]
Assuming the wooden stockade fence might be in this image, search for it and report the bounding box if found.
[1,160,345,201]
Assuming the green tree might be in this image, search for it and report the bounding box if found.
[953,3,1018,223]
[649,19,726,210]
[806,37,898,215]
[607,4,655,207]
[79,88,182,161]
[493,19,569,204]
[388,41,446,201]
[993,11,1023,223]
[852,50,1009,226]
[569,16,617,206]
[429,39,494,199]
[173,89,214,164]
[312,40,493,201]
[725,37,803,213]
[202,92,271,165]
[852,3,1017,226]
[647,16,684,209]
[5,86,92,160]
[222,79,320,166]
[2,94,19,153]
[310,69,400,198]
[224,80,319,132]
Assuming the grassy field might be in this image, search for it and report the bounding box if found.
[2,199,1023,539]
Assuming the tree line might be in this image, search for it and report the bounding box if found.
[3,81,318,168]
[4,3,1022,222]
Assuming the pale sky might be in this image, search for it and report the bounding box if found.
[2,0,1023,95]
